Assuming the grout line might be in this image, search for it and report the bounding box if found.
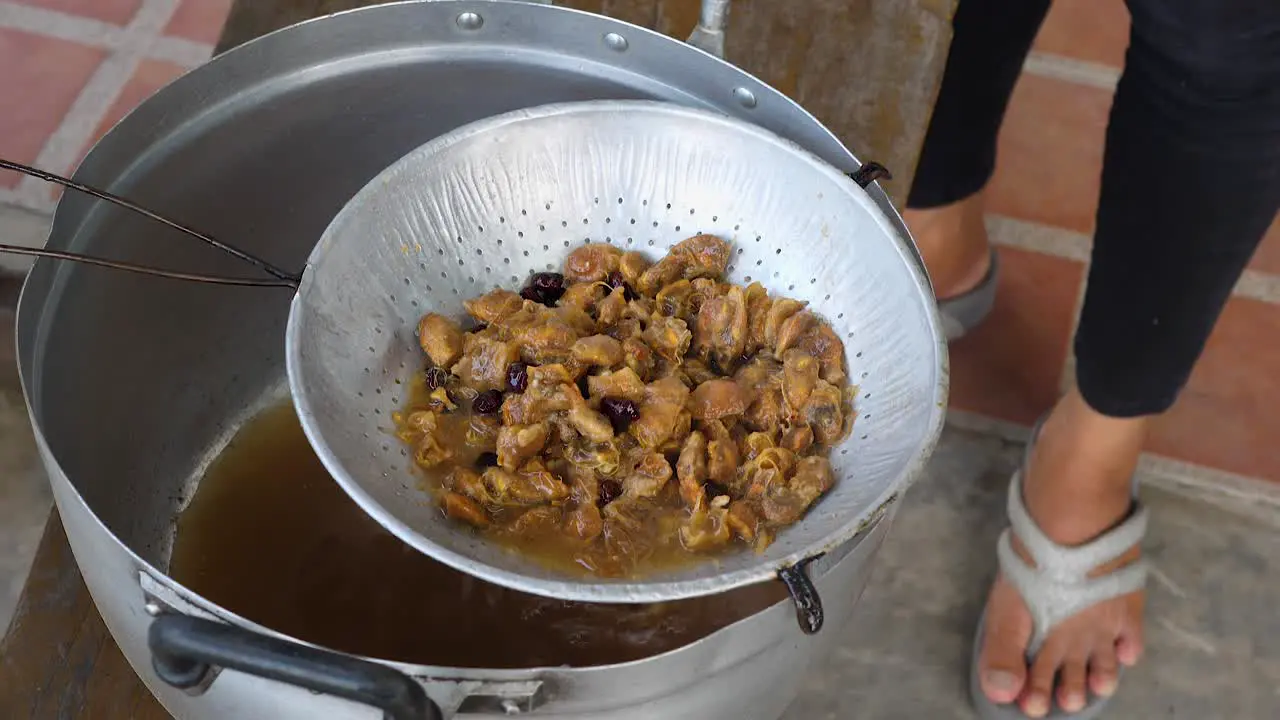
[0,2,122,46]
[947,409,1280,525]
[1023,52,1121,92]
[1235,269,1280,305]
[15,0,182,206]
[148,36,217,68]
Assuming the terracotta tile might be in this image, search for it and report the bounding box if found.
[949,247,1084,425]
[985,74,1113,236]
[164,0,234,45]
[1033,0,1131,69]
[9,0,142,25]
[1248,214,1280,276]
[1148,297,1280,482]
[0,29,105,189]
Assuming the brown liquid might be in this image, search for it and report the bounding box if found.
[169,402,785,667]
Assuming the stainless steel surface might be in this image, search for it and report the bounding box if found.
[15,1,930,717]
[288,100,947,604]
[687,0,731,59]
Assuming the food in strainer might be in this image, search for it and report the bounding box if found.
[394,235,855,577]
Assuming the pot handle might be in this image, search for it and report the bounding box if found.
[686,0,732,59]
[148,614,442,720]
[777,556,825,635]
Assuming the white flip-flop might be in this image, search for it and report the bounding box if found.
[971,437,1150,719]
[938,248,1000,341]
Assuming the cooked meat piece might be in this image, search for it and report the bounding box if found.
[442,492,489,528]
[622,337,657,381]
[744,283,772,354]
[781,349,820,414]
[564,244,623,283]
[694,285,748,369]
[464,289,525,325]
[464,413,500,450]
[655,279,697,319]
[567,393,615,443]
[725,502,760,542]
[618,251,651,286]
[676,431,709,508]
[528,363,575,386]
[495,422,549,471]
[734,354,783,395]
[662,410,693,455]
[676,234,732,279]
[453,334,520,392]
[629,375,691,449]
[553,305,598,336]
[447,466,491,504]
[404,411,453,468]
[689,379,747,420]
[743,447,797,500]
[802,380,847,446]
[797,320,848,385]
[572,334,625,368]
[504,506,563,536]
[622,451,673,498]
[482,461,571,505]
[774,310,816,358]
[515,317,580,365]
[586,367,646,405]
[763,298,807,349]
[565,437,622,477]
[679,358,720,387]
[558,281,607,315]
[643,316,692,363]
[637,234,731,295]
[564,500,604,541]
[759,456,833,525]
[425,387,458,413]
[702,418,740,487]
[595,286,629,328]
[744,385,786,432]
[781,423,815,453]
[680,495,732,551]
[417,313,464,368]
[740,431,776,461]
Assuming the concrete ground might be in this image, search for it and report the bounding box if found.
[2,291,1278,717]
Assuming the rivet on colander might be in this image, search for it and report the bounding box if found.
[455,12,483,30]
[603,32,629,51]
[733,87,758,109]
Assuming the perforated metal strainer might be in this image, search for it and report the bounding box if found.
[284,100,948,617]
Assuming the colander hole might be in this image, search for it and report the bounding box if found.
[437,249,443,256]
[617,197,623,204]
[652,221,659,228]
[675,225,681,232]
[400,448,407,457]
[605,218,612,224]
[367,346,374,353]
[666,203,672,209]
[375,387,382,394]
[775,248,782,254]
[363,431,369,438]
[648,239,655,246]
[734,224,740,231]
[389,294,396,302]
[523,251,529,257]
[824,294,831,300]
[861,434,869,440]
[543,245,549,251]
[737,248,744,255]
[727,265,735,273]
[403,277,409,286]
[756,260,762,266]
[755,235,762,243]
[375,327,383,334]
[467,276,474,283]
[522,209,528,215]
[594,198,600,204]
[476,249,483,256]
[744,275,752,282]
[563,240,570,247]
[411,300,418,307]
[712,215,718,221]
[773,272,779,278]
[862,372,869,379]
[788,284,795,291]
[863,414,870,420]
[518,231,525,238]
[545,203,551,210]
[630,218,636,225]
[841,449,849,455]
[375,408,381,415]
[856,351,863,358]
[358,391,365,398]
[689,209,695,215]
[478,225,484,232]
[457,259,463,266]
[546,263,554,270]
[605,237,613,244]
[499,216,506,223]
[846,332,853,338]
[511,275,519,282]
[456,236,463,243]
[626,237,634,245]
[364,368,370,374]
[452,289,459,295]
[864,393,871,399]
[497,239,504,246]
[583,237,590,244]
[583,219,589,225]
[539,225,546,232]
[811,278,817,284]
[642,199,648,205]
[503,258,510,264]
[485,266,491,273]
[561,221,568,227]
[837,313,844,319]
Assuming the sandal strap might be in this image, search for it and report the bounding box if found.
[998,472,1150,655]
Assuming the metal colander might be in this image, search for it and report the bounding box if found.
[285,100,947,606]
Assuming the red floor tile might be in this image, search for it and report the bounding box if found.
[1249,214,1280,276]
[8,0,142,25]
[1148,297,1280,483]
[985,74,1113,236]
[0,29,105,189]
[1033,0,1131,69]
[164,0,234,45]
[949,247,1085,425]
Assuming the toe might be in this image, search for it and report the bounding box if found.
[978,612,1029,703]
[1116,627,1145,667]
[1057,653,1088,713]
[1089,645,1120,698]
[1018,647,1061,719]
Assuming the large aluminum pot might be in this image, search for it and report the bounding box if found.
[15,1,919,717]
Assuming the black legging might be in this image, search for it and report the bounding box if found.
[908,0,1280,417]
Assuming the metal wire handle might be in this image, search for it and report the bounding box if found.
[0,159,301,289]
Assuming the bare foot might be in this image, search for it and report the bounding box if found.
[977,389,1149,717]
[902,192,992,300]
